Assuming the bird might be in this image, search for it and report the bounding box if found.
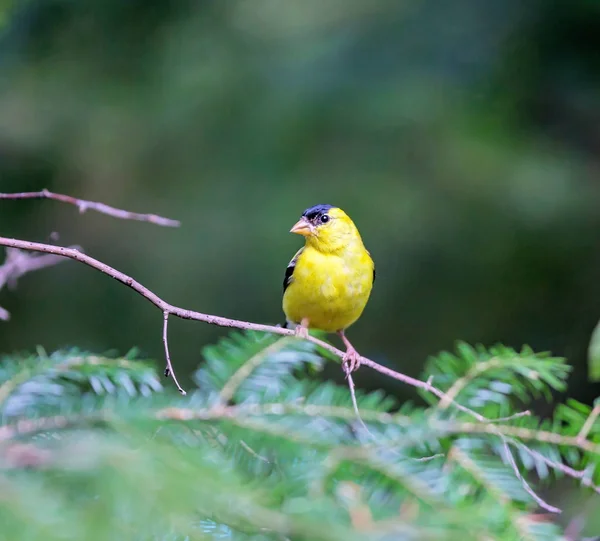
[282,204,375,373]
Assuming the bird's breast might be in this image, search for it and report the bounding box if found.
[297,252,371,300]
[282,248,373,332]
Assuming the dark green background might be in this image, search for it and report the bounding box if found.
[1,0,600,406]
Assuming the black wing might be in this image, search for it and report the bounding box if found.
[373,266,376,284]
[283,248,303,294]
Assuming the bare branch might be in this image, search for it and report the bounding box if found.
[500,438,561,514]
[0,190,179,318]
[345,371,376,439]
[508,439,600,496]
[359,358,489,422]
[0,189,180,227]
[0,235,496,421]
[162,311,185,395]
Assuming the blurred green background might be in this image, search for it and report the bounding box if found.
[1,0,600,403]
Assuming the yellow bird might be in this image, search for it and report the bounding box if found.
[282,204,375,372]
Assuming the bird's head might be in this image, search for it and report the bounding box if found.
[290,204,362,253]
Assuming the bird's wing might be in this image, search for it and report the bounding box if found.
[283,247,304,294]
[373,266,376,284]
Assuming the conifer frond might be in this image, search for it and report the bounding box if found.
[0,334,596,540]
[0,348,162,419]
[194,332,324,406]
[422,343,570,417]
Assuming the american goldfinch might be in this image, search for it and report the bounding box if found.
[282,204,375,372]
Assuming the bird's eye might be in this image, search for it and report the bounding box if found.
[320,214,330,223]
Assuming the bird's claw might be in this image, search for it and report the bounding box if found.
[342,347,361,376]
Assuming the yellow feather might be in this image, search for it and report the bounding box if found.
[282,207,374,333]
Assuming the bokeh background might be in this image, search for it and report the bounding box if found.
[1,0,600,410]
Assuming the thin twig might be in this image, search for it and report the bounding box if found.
[508,439,600,495]
[162,311,185,395]
[345,371,376,439]
[489,411,531,423]
[0,236,493,422]
[500,438,561,514]
[0,190,180,227]
[356,358,488,422]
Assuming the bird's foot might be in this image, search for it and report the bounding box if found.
[337,330,361,376]
[295,326,309,339]
[342,346,361,376]
[294,318,310,339]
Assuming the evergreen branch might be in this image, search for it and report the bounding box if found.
[224,404,600,457]
[0,190,181,227]
[437,358,501,410]
[8,400,600,470]
[323,447,444,513]
[455,422,600,455]
[449,446,535,541]
[0,235,494,423]
[217,337,294,405]
[0,412,107,441]
[0,350,161,421]
[0,405,444,526]
[432,351,563,513]
[0,396,596,539]
[449,446,509,506]
[578,401,600,443]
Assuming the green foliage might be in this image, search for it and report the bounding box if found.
[1,334,599,540]
[423,342,570,413]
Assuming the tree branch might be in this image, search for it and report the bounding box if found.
[0,235,496,419]
[162,311,185,394]
[500,438,561,514]
[0,190,180,227]
[508,439,600,496]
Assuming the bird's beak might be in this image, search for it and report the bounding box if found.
[290,218,313,236]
